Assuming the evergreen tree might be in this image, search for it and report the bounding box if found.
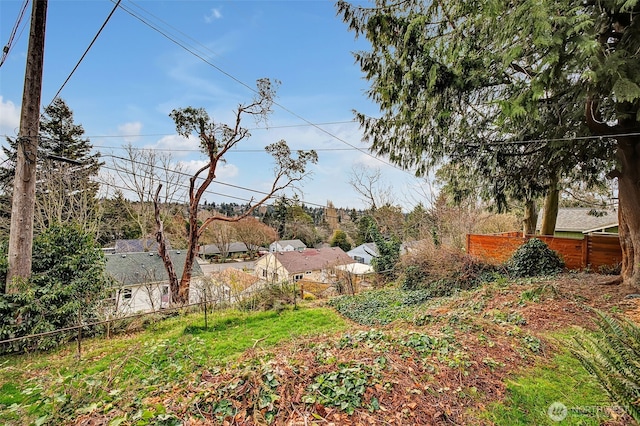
[96,190,142,246]
[0,99,103,233]
[330,229,352,252]
[337,0,639,285]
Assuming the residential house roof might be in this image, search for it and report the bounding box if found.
[537,208,618,233]
[114,238,171,253]
[106,250,203,286]
[199,242,250,255]
[348,242,378,256]
[270,239,307,250]
[274,247,354,274]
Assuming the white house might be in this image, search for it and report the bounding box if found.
[347,242,379,264]
[105,250,204,314]
[269,239,307,253]
[254,247,354,284]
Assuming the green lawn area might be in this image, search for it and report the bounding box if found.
[0,305,348,425]
[482,347,615,425]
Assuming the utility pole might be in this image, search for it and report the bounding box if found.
[6,0,48,292]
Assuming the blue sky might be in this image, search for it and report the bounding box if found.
[0,0,430,211]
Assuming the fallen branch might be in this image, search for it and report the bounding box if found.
[253,337,268,349]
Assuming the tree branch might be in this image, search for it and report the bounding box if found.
[585,97,614,136]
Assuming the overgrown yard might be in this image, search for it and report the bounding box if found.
[1,273,637,425]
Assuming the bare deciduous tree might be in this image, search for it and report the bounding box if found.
[209,222,236,261]
[35,159,103,234]
[348,164,394,211]
[233,217,277,259]
[109,144,187,249]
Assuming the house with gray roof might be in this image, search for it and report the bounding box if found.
[269,239,307,253]
[199,242,252,260]
[105,250,203,314]
[536,208,618,239]
[347,242,379,265]
[254,247,354,284]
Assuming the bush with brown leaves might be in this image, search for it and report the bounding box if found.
[399,240,499,293]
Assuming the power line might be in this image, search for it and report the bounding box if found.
[0,0,30,68]
[46,0,122,108]
[100,154,332,210]
[94,145,357,153]
[98,174,347,221]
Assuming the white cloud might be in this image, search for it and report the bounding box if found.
[146,134,200,156]
[204,8,222,23]
[117,121,143,143]
[0,97,20,137]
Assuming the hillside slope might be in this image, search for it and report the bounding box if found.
[1,273,637,425]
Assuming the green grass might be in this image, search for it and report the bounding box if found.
[482,335,614,425]
[0,305,347,425]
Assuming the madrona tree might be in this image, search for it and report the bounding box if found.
[156,79,317,305]
[337,0,638,284]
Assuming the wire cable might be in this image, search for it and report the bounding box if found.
[113,0,416,177]
[46,0,122,108]
[100,154,332,210]
[0,0,30,68]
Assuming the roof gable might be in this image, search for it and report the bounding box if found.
[347,243,379,257]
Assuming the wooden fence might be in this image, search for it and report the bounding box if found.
[466,232,622,271]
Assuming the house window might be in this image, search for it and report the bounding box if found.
[122,288,132,300]
[262,269,267,278]
[305,271,312,275]
[293,274,303,281]
[354,256,365,263]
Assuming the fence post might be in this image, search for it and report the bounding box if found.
[76,309,82,359]
[582,235,590,270]
[204,291,208,330]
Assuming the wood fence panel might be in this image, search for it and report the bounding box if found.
[587,235,623,271]
[535,236,584,270]
[466,234,526,265]
[466,232,621,272]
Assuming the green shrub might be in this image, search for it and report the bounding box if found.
[0,224,112,354]
[569,310,640,422]
[506,238,564,278]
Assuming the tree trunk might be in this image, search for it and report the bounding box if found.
[153,185,179,304]
[178,202,199,305]
[522,199,538,236]
[540,173,560,236]
[616,137,640,287]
